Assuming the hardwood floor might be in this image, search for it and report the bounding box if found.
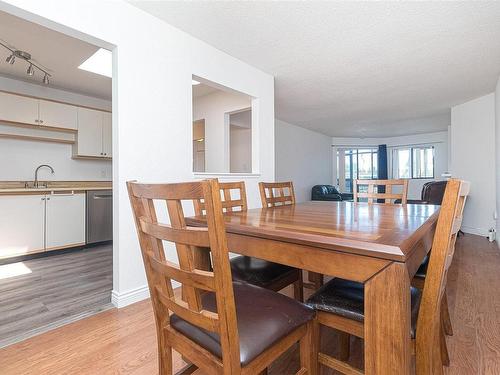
[0,245,113,348]
[0,234,498,374]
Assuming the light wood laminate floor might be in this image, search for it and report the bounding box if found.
[0,245,113,348]
[0,234,499,374]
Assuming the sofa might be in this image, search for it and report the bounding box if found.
[311,185,352,201]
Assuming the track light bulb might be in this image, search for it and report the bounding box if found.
[6,54,15,64]
[27,64,35,76]
[43,74,49,85]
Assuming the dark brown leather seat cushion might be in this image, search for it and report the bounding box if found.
[171,281,314,366]
[306,278,422,338]
[230,256,298,288]
[415,255,429,279]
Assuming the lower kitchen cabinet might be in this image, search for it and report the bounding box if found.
[0,192,86,259]
[46,193,86,250]
[0,195,45,258]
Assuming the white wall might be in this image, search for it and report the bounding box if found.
[0,0,275,307]
[451,93,496,236]
[230,126,252,173]
[495,78,500,244]
[0,76,112,181]
[0,138,111,180]
[332,131,449,200]
[275,120,333,202]
[193,90,251,172]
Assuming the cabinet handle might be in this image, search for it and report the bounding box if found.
[35,119,39,123]
[40,120,44,124]
[41,197,45,201]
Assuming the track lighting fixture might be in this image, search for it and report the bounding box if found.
[1,41,52,84]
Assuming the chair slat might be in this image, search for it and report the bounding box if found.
[156,288,220,333]
[149,255,216,292]
[353,179,409,204]
[131,181,204,200]
[194,181,247,215]
[139,217,210,247]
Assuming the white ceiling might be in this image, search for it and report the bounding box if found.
[0,11,111,100]
[131,1,500,137]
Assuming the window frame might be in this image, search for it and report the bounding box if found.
[392,145,435,180]
[337,147,378,193]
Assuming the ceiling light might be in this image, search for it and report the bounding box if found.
[192,79,200,85]
[78,48,112,78]
[1,41,52,84]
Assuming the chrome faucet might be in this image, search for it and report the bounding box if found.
[34,164,55,188]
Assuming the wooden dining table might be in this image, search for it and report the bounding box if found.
[187,200,440,375]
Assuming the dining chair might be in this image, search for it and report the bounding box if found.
[127,179,316,375]
[259,181,296,208]
[353,179,409,204]
[306,179,469,375]
[259,181,324,291]
[194,181,304,302]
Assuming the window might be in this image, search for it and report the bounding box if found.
[393,146,434,179]
[336,148,378,193]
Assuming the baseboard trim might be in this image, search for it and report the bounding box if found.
[461,226,489,237]
[111,285,150,308]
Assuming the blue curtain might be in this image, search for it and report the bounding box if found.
[377,145,388,202]
[377,144,388,179]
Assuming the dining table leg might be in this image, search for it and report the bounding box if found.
[364,262,411,375]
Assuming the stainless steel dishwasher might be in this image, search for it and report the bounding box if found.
[86,190,113,244]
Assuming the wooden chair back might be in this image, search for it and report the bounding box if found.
[416,179,469,374]
[194,181,247,215]
[259,181,296,208]
[127,179,241,373]
[353,179,409,204]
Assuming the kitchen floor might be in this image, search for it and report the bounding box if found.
[0,244,112,348]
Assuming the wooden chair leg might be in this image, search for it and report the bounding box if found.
[309,271,324,289]
[301,320,318,375]
[159,343,173,375]
[441,292,453,336]
[337,331,350,361]
[294,273,304,302]
[440,323,450,367]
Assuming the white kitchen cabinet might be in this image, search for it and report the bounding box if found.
[75,108,112,158]
[102,112,112,157]
[0,195,45,258]
[76,107,104,157]
[0,92,39,125]
[46,193,86,250]
[38,100,78,130]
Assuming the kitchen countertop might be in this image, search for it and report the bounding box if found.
[0,181,112,195]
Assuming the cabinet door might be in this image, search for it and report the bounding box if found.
[0,92,39,125]
[77,107,103,157]
[0,195,45,258]
[46,193,86,250]
[39,100,78,130]
[102,112,112,157]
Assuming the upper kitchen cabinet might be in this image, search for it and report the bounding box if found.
[38,100,77,130]
[74,107,112,158]
[0,91,39,125]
